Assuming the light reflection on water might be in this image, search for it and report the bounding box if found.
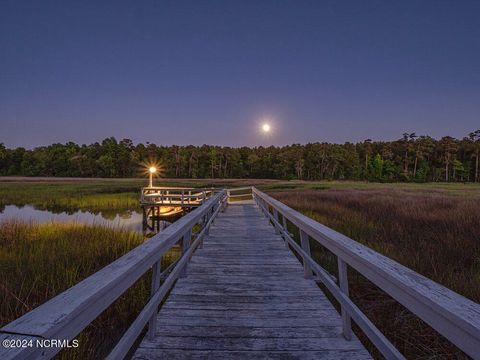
[0,205,149,232]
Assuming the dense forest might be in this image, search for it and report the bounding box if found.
[1,130,479,182]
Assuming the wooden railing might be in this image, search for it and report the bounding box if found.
[226,186,254,201]
[251,187,480,360]
[0,191,227,360]
[140,187,216,206]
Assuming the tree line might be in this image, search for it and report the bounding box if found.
[1,130,479,182]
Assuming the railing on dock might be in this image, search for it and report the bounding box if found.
[226,186,254,202]
[251,187,480,360]
[140,187,216,207]
[0,191,228,360]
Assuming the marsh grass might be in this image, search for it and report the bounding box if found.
[0,182,140,213]
[271,188,480,358]
[0,220,181,359]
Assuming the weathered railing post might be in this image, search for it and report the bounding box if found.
[210,203,216,225]
[338,258,352,340]
[205,212,211,235]
[300,230,313,279]
[282,214,289,249]
[222,195,228,211]
[261,199,268,217]
[180,229,192,277]
[257,195,263,212]
[147,259,162,339]
[142,207,148,232]
[197,217,205,249]
[273,209,280,234]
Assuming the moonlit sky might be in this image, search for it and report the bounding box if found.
[1,0,479,148]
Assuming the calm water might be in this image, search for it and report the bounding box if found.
[0,205,149,232]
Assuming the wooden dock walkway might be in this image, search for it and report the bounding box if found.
[2,187,479,360]
[133,200,370,359]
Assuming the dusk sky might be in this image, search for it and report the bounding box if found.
[1,0,479,148]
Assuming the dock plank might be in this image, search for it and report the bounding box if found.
[133,201,371,359]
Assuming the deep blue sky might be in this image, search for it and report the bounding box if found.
[1,0,479,148]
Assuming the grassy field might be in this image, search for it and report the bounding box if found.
[0,221,142,359]
[0,178,479,358]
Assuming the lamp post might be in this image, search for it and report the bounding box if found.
[149,166,157,187]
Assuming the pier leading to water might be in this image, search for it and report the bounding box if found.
[1,187,479,359]
[140,187,218,234]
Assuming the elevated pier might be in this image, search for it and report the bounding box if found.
[134,200,370,359]
[140,187,217,234]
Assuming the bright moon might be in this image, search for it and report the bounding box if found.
[262,123,271,132]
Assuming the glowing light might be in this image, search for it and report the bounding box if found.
[262,123,271,132]
[147,166,158,187]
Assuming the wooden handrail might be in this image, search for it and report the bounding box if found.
[107,194,227,359]
[226,186,254,202]
[141,187,213,191]
[252,187,480,359]
[254,192,403,359]
[140,187,217,205]
[226,186,253,192]
[143,193,207,198]
[0,191,227,360]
